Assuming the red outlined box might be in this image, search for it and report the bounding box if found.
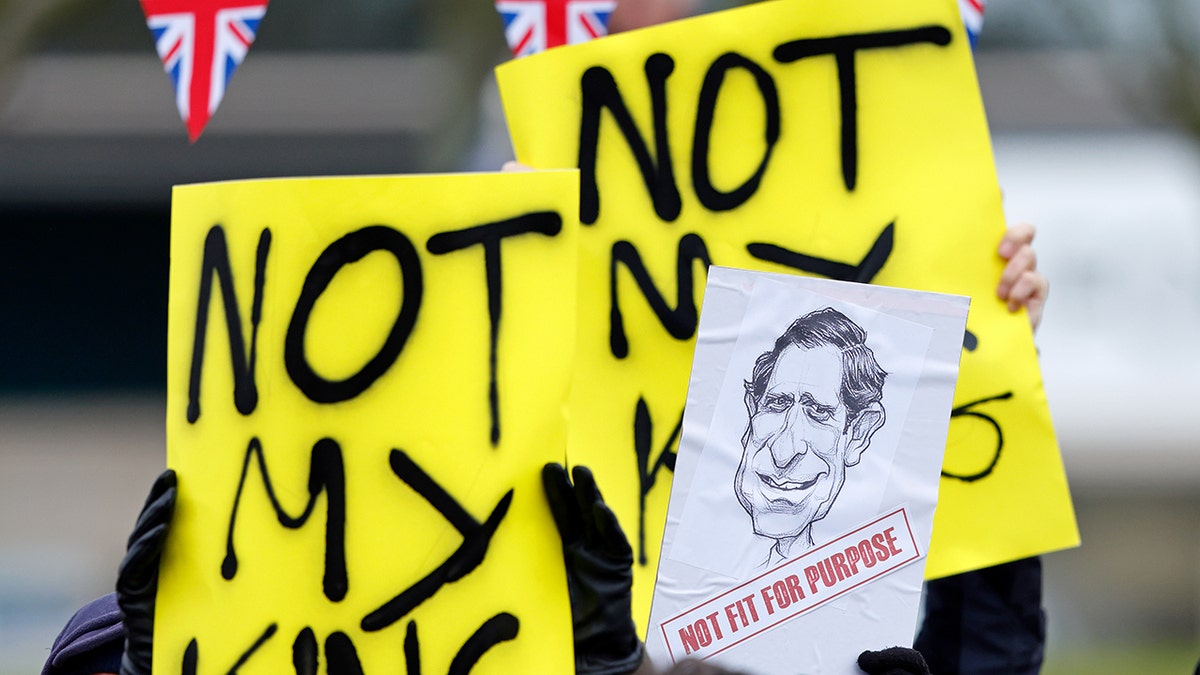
[659,507,920,663]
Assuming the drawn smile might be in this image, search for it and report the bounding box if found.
[758,472,822,492]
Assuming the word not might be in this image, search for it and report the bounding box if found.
[187,212,562,445]
[659,508,919,663]
[577,27,953,223]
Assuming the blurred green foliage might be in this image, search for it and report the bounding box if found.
[1044,641,1199,675]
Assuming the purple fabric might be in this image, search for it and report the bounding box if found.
[43,593,125,675]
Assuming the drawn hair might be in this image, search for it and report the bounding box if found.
[744,307,887,429]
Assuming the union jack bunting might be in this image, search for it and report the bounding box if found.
[140,0,269,142]
[957,0,986,48]
[495,0,617,58]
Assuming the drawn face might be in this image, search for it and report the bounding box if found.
[735,343,854,543]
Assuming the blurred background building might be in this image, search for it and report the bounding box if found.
[2,0,1199,672]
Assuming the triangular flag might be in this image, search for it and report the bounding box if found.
[958,0,986,48]
[140,0,269,142]
[495,0,616,58]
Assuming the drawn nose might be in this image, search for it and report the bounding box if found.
[768,411,808,468]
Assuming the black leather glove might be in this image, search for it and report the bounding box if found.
[117,469,177,675]
[542,463,644,675]
[857,646,932,675]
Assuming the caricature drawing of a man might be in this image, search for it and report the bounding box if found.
[736,307,888,568]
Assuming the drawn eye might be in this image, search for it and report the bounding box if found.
[803,402,834,423]
[763,393,792,413]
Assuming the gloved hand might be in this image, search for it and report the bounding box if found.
[117,469,177,675]
[542,463,644,675]
[857,646,932,675]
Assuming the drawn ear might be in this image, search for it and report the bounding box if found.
[843,401,884,467]
[741,387,759,448]
[743,384,758,418]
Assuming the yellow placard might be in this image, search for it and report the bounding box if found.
[496,0,1078,624]
[160,172,579,673]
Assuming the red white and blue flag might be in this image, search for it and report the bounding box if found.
[140,0,269,142]
[495,0,616,58]
[958,0,986,48]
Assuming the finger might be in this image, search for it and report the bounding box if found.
[1006,270,1049,330]
[570,465,605,543]
[996,245,1037,301]
[118,522,169,595]
[542,463,582,544]
[591,501,633,560]
[127,482,177,551]
[140,469,177,515]
[997,222,1035,259]
[1005,269,1049,309]
[856,646,930,675]
[501,160,532,172]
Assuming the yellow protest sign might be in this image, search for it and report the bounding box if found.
[160,172,578,673]
[496,0,1078,624]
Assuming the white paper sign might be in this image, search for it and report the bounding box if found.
[646,267,970,674]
